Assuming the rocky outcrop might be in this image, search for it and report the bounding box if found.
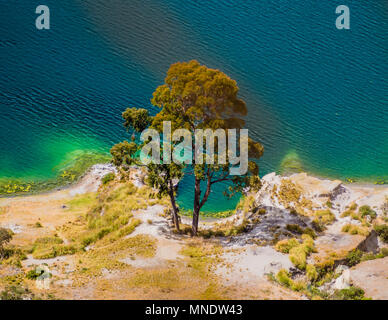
[356,230,379,254]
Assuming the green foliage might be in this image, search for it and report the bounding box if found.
[276,269,293,287]
[374,224,388,243]
[333,287,369,300]
[306,264,318,281]
[236,195,256,214]
[122,107,152,132]
[110,141,138,167]
[346,249,363,267]
[26,266,51,280]
[111,60,264,235]
[31,236,77,260]
[286,224,304,234]
[312,209,335,231]
[66,193,96,211]
[358,205,377,220]
[303,227,317,239]
[0,285,32,300]
[0,228,12,247]
[0,227,13,259]
[341,224,369,236]
[102,172,115,185]
[275,269,307,292]
[288,235,315,270]
[361,248,388,261]
[275,238,300,253]
[349,202,358,211]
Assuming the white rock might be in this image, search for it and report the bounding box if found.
[334,269,351,290]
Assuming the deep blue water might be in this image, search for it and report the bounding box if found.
[0,1,387,212]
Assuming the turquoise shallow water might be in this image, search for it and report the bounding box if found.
[0,1,387,212]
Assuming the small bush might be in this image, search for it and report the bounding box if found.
[374,224,388,243]
[102,173,115,185]
[34,222,43,228]
[306,264,318,281]
[288,235,315,270]
[349,203,358,211]
[0,228,13,259]
[341,224,369,236]
[276,269,293,287]
[0,285,32,300]
[303,227,317,239]
[346,249,363,267]
[289,246,308,270]
[275,269,306,292]
[326,201,333,208]
[275,238,299,253]
[358,205,376,220]
[286,224,304,234]
[26,267,48,280]
[314,209,335,225]
[362,248,388,261]
[333,286,368,300]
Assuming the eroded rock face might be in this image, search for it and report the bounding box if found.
[229,206,313,245]
[349,257,388,300]
[357,230,379,254]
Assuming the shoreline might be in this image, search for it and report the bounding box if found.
[1,164,387,216]
[1,164,387,200]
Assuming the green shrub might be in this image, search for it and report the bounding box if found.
[289,235,315,270]
[346,249,363,267]
[286,224,304,234]
[290,246,308,270]
[306,264,318,281]
[362,248,388,261]
[341,224,369,236]
[276,269,293,287]
[275,238,299,253]
[275,269,306,292]
[333,287,369,300]
[326,201,333,208]
[102,172,115,185]
[374,224,388,243]
[358,205,376,220]
[303,227,317,239]
[25,266,50,280]
[0,228,13,259]
[349,203,358,211]
[313,209,335,225]
[0,285,32,300]
[285,224,316,238]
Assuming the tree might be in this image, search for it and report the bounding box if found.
[111,60,263,235]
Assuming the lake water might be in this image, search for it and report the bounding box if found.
[0,0,387,212]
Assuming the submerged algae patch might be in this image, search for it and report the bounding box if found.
[280,151,304,174]
[0,151,111,196]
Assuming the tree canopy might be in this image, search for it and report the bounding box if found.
[111,60,263,235]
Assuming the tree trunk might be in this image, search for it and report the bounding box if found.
[192,178,201,236]
[168,180,180,231]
